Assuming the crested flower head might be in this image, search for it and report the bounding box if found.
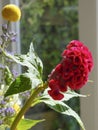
[2,4,21,22]
[48,40,94,100]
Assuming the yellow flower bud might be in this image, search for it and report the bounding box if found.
[2,4,21,22]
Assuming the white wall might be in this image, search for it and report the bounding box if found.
[79,0,98,130]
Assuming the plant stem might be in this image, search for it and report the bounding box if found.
[10,82,48,130]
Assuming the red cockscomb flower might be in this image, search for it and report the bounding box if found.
[48,40,94,100]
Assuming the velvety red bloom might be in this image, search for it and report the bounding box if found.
[62,40,93,72]
[66,40,84,49]
[48,89,64,100]
[48,40,93,100]
[48,64,63,80]
[48,79,64,100]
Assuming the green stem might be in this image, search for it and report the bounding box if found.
[10,82,48,130]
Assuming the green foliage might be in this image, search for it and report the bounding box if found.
[0,119,44,130]
[4,41,86,130]
[20,0,78,80]
[4,74,32,97]
[41,89,86,130]
[4,43,43,97]
[17,118,45,130]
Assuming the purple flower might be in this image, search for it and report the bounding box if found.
[10,37,16,42]
[12,70,19,77]
[5,107,15,116]
[0,100,6,105]
[9,31,17,42]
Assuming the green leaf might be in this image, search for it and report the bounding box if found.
[31,97,43,107]
[63,89,87,101]
[0,125,6,130]
[17,118,45,130]
[4,43,43,97]
[41,89,86,130]
[4,74,32,97]
[29,43,43,76]
[27,69,43,88]
[0,125,10,130]
[5,43,43,77]
[5,43,43,89]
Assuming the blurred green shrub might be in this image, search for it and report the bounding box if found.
[20,0,78,80]
[20,0,79,129]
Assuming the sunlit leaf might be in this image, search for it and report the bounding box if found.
[41,89,86,130]
[4,74,32,97]
[5,43,43,78]
[17,118,45,130]
[0,125,10,130]
[4,43,43,96]
[28,43,43,76]
[63,89,87,101]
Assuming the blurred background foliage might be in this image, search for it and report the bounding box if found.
[19,0,80,130]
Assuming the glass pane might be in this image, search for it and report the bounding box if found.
[20,0,79,130]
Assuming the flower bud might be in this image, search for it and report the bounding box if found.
[2,4,21,22]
